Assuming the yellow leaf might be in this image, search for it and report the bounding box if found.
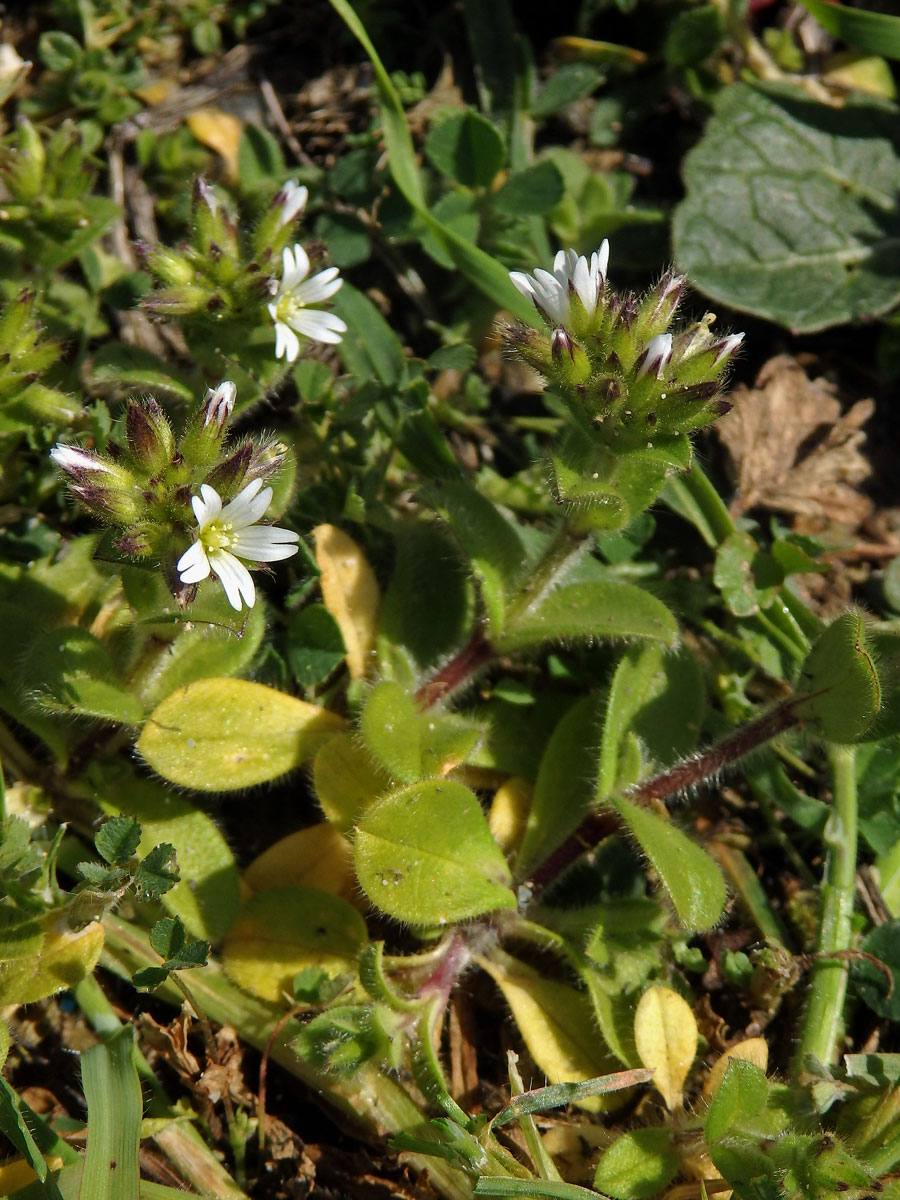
[478,949,621,1112]
[0,918,103,1005]
[244,823,357,905]
[634,985,697,1111]
[703,1037,769,1100]
[489,776,532,855]
[313,524,380,679]
[0,1157,65,1194]
[186,108,242,182]
[313,731,388,831]
[222,885,367,1004]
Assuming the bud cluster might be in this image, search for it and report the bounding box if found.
[0,290,80,435]
[140,176,344,366]
[51,382,288,583]
[505,242,744,528]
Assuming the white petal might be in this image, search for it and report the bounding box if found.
[294,267,343,304]
[531,269,569,325]
[274,321,300,362]
[231,526,300,561]
[286,309,347,344]
[282,243,310,290]
[509,272,537,301]
[50,445,110,474]
[572,255,597,313]
[597,239,610,281]
[192,483,222,527]
[278,180,308,226]
[220,478,268,527]
[210,550,255,610]
[177,540,211,583]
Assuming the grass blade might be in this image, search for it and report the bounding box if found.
[798,0,900,59]
[79,1027,142,1200]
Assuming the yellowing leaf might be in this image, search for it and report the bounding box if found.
[478,949,620,1112]
[313,524,380,679]
[703,1037,769,1100]
[0,918,103,1005]
[137,678,343,791]
[186,108,243,181]
[244,823,357,904]
[634,985,697,1111]
[313,731,389,831]
[489,776,532,855]
[0,1157,65,1195]
[222,886,367,1004]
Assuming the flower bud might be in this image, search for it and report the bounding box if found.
[142,245,195,288]
[180,380,237,468]
[503,322,552,375]
[636,333,673,380]
[276,179,308,228]
[551,328,591,388]
[113,526,155,559]
[200,381,236,431]
[50,444,113,480]
[206,440,252,492]
[635,271,686,341]
[9,117,44,201]
[70,483,141,523]
[246,438,288,484]
[711,332,744,367]
[126,397,174,472]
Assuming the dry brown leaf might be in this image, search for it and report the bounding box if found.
[716,355,874,530]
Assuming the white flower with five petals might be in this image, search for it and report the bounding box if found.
[510,241,609,326]
[176,479,300,611]
[267,243,347,363]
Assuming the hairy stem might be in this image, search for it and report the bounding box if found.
[526,699,800,891]
[793,743,859,1075]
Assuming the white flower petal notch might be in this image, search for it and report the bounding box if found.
[176,479,301,611]
[267,242,348,364]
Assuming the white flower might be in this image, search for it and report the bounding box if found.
[510,240,609,326]
[199,380,236,430]
[176,479,300,611]
[712,332,745,366]
[637,333,673,379]
[275,179,308,228]
[267,243,347,364]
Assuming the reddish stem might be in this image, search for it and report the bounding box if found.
[415,629,494,709]
[526,699,800,893]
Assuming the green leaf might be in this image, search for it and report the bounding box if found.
[594,1128,681,1199]
[853,920,900,1020]
[426,107,506,188]
[609,795,727,930]
[137,678,343,791]
[98,773,239,941]
[516,695,602,875]
[293,1005,389,1076]
[378,523,474,677]
[705,1058,770,1144]
[0,905,43,962]
[133,843,179,902]
[96,815,142,865]
[360,680,423,783]
[673,83,900,332]
[39,30,82,71]
[354,780,516,923]
[492,161,564,215]
[423,480,528,635]
[714,531,779,618]
[80,1028,142,1200]
[287,604,347,687]
[495,581,678,653]
[797,0,900,60]
[223,886,367,1004]
[332,283,406,386]
[663,5,723,67]
[531,63,604,117]
[598,644,705,796]
[24,628,144,725]
[237,125,286,191]
[793,609,881,742]
[0,1076,65,1200]
[149,916,187,961]
[89,343,194,401]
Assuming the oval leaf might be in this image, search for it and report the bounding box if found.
[313,524,380,680]
[594,1128,680,1200]
[222,886,367,1004]
[313,731,389,832]
[633,985,698,1111]
[609,794,727,930]
[244,823,357,905]
[495,581,678,654]
[354,780,516,923]
[0,918,103,1005]
[137,678,343,791]
[794,608,881,742]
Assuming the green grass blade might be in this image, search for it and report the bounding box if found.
[475,1178,602,1200]
[0,1076,66,1200]
[79,1027,142,1200]
[798,0,900,58]
[326,0,539,324]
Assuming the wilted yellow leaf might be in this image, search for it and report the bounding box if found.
[313,731,389,831]
[186,108,242,181]
[489,776,532,855]
[244,823,357,904]
[478,949,620,1112]
[634,985,698,1110]
[313,524,380,679]
[0,917,104,1005]
[702,1037,769,1099]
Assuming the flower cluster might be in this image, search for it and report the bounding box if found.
[51,382,299,611]
[505,243,744,529]
[141,175,346,369]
